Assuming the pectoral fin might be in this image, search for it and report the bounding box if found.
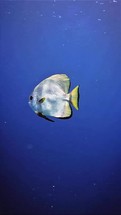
[38,97,45,103]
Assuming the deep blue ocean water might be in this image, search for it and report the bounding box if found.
[0,1,121,215]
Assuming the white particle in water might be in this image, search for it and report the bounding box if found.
[58,15,62,18]
[32,187,35,191]
[27,144,33,149]
[98,18,101,21]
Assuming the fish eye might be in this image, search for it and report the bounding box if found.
[30,96,33,100]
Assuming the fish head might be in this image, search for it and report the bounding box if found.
[28,91,44,113]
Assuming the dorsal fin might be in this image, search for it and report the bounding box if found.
[47,74,70,93]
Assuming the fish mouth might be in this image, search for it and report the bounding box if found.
[28,101,39,113]
[28,101,33,109]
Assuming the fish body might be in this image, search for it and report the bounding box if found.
[29,74,79,121]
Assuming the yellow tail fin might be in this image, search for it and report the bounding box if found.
[70,86,79,110]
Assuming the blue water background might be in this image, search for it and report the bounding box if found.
[0,1,121,214]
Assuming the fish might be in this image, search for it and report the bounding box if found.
[28,74,79,122]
